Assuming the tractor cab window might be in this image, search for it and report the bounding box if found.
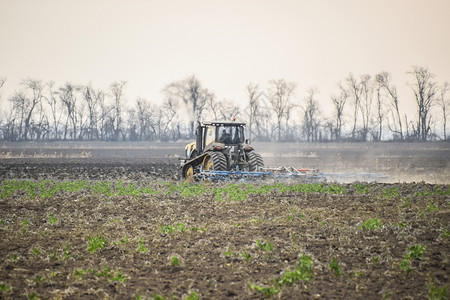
[217,125,244,144]
[205,126,215,146]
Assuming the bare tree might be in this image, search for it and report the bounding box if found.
[302,88,320,142]
[408,66,438,140]
[44,81,63,139]
[20,79,44,140]
[331,83,348,140]
[218,100,240,121]
[135,98,154,140]
[438,82,449,140]
[58,83,79,140]
[359,75,373,141]
[375,72,403,139]
[110,81,127,141]
[373,82,386,141]
[346,73,361,139]
[206,93,220,120]
[246,83,260,142]
[157,98,178,140]
[268,79,296,141]
[81,84,101,140]
[163,75,211,138]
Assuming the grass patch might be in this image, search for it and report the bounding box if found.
[358,218,382,230]
[354,183,369,194]
[87,235,107,253]
[329,258,341,276]
[251,254,313,298]
[256,240,273,253]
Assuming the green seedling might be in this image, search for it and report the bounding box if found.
[161,225,175,234]
[383,187,399,198]
[429,283,447,300]
[406,244,425,260]
[425,202,438,212]
[161,223,187,234]
[21,219,29,233]
[354,183,369,194]
[138,238,148,253]
[256,240,273,252]
[115,235,128,245]
[396,222,407,228]
[171,256,180,266]
[403,197,411,207]
[74,269,88,277]
[87,235,107,253]
[329,258,341,276]
[75,267,127,283]
[112,271,127,282]
[47,214,58,225]
[250,283,279,298]
[251,254,313,298]
[32,247,40,256]
[358,218,382,230]
[28,293,38,300]
[117,180,140,196]
[279,254,313,284]
[287,209,305,221]
[12,254,18,261]
[91,181,113,197]
[50,251,57,261]
[0,284,11,292]
[399,244,425,273]
[35,275,45,284]
[185,292,199,300]
[241,252,251,261]
[399,258,411,273]
[176,223,187,232]
[223,248,233,257]
[64,246,71,259]
[443,230,450,239]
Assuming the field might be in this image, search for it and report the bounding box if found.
[0,142,449,299]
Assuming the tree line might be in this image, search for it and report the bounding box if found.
[0,66,448,142]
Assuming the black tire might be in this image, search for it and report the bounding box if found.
[204,152,228,171]
[247,151,264,171]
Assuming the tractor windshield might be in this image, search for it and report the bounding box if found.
[216,125,244,144]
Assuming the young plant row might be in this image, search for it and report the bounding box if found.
[2,180,449,202]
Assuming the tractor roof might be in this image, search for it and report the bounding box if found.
[202,121,246,126]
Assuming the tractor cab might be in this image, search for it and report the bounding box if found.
[203,122,245,148]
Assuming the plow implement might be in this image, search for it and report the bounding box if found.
[188,165,387,183]
[192,166,325,181]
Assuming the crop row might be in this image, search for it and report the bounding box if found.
[1,180,449,201]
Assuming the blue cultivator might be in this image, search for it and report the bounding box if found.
[192,166,388,183]
[193,166,327,182]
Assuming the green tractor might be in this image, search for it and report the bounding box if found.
[181,121,264,180]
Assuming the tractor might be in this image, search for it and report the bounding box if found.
[181,121,264,180]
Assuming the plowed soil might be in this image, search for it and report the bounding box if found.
[0,142,449,299]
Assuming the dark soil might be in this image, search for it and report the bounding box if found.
[0,142,449,299]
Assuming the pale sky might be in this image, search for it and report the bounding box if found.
[1,0,450,119]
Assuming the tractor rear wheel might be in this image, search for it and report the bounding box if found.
[247,151,264,171]
[203,152,227,171]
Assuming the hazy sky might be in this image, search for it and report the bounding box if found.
[1,0,450,118]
